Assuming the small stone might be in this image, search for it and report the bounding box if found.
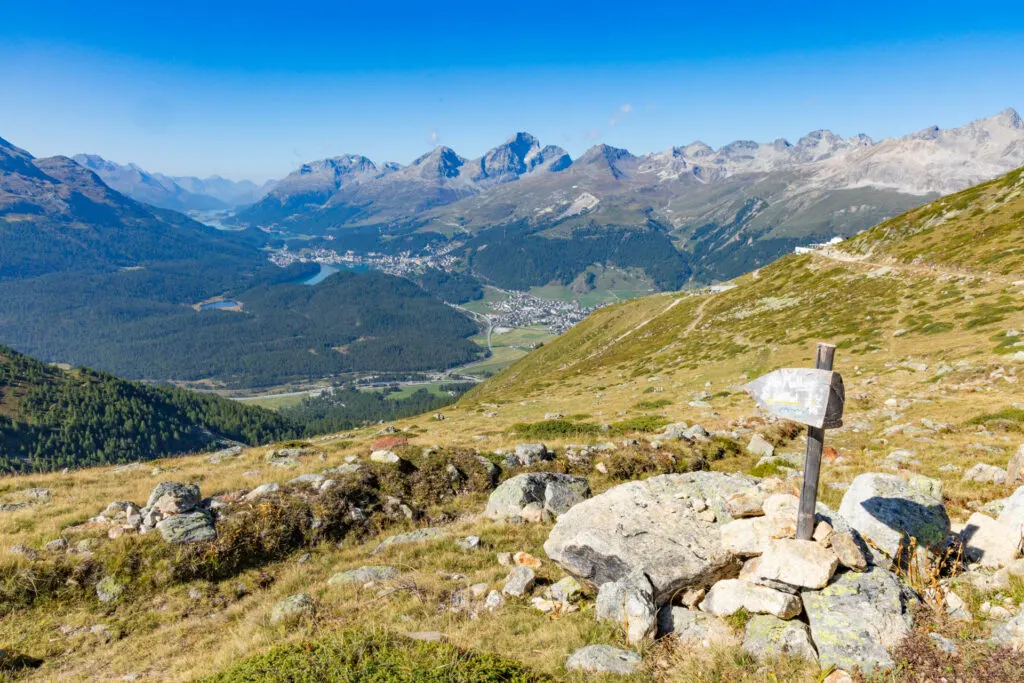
[747,434,775,458]
[371,527,446,555]
[963,463,1007,485]
[243,483,279,501]
[485,590,504,612]
[813,521,834,545]
[370,450,401,465]
[269,594,315,623]
[699,579,802,620]
[725,488,766,518]
[496,552,513,567]
[502,566,536,597]
[545,577,583,604]
[681,587,706,609]
[830,531,869,572]
[1008,445,1024,484]
[329,565,400,585]
[470,583,489,598]
[44,538,68,553]
[823,671,853,683]
[565,645,641,676]
[757,539,838,589]
[929,633,959,655]
[513,551,542,568]
[456,536,480,551]
[520,502,544,523]
[596,569,657,644]
[961,513,1021,569]
[407,631,444,642]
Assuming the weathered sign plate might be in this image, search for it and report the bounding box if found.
[743,368,845,429]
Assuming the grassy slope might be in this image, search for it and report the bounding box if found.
[0,168,1022,681]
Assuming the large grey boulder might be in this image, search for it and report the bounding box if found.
[743,614,818,663]
[146,482,200,514]
[485,473,590,521]
[156,511,216,543]
[801,567,915,674]
[544,472,756,604]
[565,645,641,676]
[838,473,950,561]
[1008,445,1024,484]
[595,569,657,644]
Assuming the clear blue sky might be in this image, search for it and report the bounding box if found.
[1,1,1022,181]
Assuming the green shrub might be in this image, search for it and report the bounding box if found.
[199,630,550,682]
[632,399,673,410]
[507,420,601,439]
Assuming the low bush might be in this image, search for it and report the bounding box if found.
[200,630,550,683]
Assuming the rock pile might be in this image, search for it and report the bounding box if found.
[536,469,1024,675]
[92,482,217,543]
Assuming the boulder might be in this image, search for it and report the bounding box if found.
[288,474,325,487]
[991,610,1024,649]
[328,565,400,585]
[372,527,446,555]
[485,473,590,521]
[595,569,657,645]
[270,594,315,623]
[960,513,1021,568]
[743,614,818,663]
[370,450,401,465]
[724,487,766,518]
[145,482,200,514]
[756,539,838,590]
[838,473,951,561]
[456,536,480,551]
[698,579,802,619]
[545,577,583,605]
[801,567,915,674]
[485,590,504,612]
[544,472,756,604]
[156,512,216,544]
[243,483,279,502]
[963,463,1007,485]
[565,645,641,676]
[747,434,775,458]
[512,443,552,467]
[502,566,536,597]
[1009,445,1024,485]
[998,486,1024,539]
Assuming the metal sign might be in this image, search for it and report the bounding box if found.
[743,368,845,429]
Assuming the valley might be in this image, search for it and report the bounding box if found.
[0,165,1021,681]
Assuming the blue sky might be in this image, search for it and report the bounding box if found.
[1,1,1022,181]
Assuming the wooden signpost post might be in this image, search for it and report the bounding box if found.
[744,343,843,541]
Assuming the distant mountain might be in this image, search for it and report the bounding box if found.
[165,174,276,207]
[1,141,260,281]
[230,109,1024,289]
[235,132,572,227]
[72,155,274,211]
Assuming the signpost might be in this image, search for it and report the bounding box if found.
[744,343,843,541]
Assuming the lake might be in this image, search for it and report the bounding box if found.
[199,300,240,310]
[303,263,369,285]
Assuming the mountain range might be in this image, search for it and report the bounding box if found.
[234,108,1024,286]
[72,154,276,212]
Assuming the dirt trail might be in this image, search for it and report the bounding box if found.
[814,248,1016,285]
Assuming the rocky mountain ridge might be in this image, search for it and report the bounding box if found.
[71,154,275,211]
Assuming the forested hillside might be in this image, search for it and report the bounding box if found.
[0,346,299,472]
